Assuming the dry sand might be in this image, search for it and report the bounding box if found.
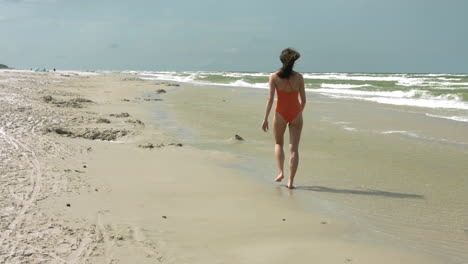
[0,70,445,263]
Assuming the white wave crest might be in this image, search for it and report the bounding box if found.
[311,88,428,98]
[303,73,417,83]
[396,78,426,86]
[381,130,419,137]
[425,114,468,123]
[426,82,468,86]
[57,71,100,76]
[381,130,468,146]
[324,94,468,110]
[138,72,269,89]
[320,83,372,89]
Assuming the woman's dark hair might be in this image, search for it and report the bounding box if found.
[277,48,300,79]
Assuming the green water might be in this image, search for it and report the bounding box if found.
[146,71,468,106]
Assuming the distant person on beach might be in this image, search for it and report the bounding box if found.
[262,48,306,189]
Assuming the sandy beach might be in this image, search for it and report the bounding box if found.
[1,70,465,263]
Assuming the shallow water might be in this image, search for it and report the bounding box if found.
[152,82,467,263]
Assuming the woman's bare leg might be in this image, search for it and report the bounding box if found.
[287,113,303,189]
[273,113,288,182]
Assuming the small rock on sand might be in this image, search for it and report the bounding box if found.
[234,134,244,141]
[121,98,130,102]
[321,221,327,224]
[166,84,180,87]
[66,203,71,207]
[156,89,167,94]
[162,216,167,219]
[41,95,53,102]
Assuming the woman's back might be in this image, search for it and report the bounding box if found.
[274,72,301,93]
[274,72,302,123]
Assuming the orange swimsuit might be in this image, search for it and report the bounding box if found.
[275,79,302,122]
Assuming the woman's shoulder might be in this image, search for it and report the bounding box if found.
[292,71,304,79]
[270,71,303,80]
[270,72,280,81]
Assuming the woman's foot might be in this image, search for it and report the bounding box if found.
[287,179,295,189]
[275,173,284,182]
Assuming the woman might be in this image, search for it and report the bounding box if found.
[262,48,306,189]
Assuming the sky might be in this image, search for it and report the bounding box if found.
[1,0,467,73]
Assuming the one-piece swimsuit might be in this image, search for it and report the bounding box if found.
[275,78,301,122]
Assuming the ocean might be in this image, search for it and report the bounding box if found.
[129,71,468,123]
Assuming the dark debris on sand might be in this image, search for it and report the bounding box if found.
[44,127,129,141]
[96,118,111,123]
[121,77,141,81]
[125,119,145,126]
[41,95,93,108]
[138,142,183,149]
[154,82,180,87]
[110,112,130,118]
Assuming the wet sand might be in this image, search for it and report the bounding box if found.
[164,83,468,263]
[0,70,454,263]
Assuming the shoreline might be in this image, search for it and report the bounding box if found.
[0,70,456,263]
[161,80,468,263]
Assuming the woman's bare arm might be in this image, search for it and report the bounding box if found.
[262,74,276,132]
[298,73,306,111]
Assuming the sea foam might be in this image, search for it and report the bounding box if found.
[425,114,468,123]
[130,71,468,110]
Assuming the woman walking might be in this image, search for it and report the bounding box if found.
[262,48,306,189]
